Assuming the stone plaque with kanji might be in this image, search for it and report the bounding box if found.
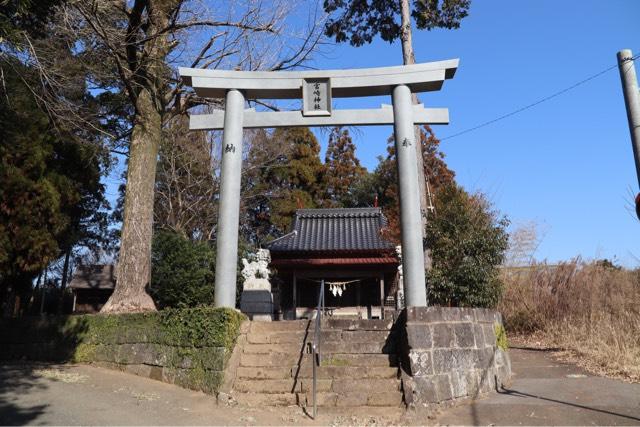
[302,78,331,116]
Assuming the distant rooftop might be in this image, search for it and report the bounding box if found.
[69,264,116,290]
[266,208,395,254]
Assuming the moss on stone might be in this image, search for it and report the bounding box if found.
[0,307,245,395]
[494,323,508,351]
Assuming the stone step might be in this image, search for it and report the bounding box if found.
[243,343,306,354]
[318,353,398,367]
[246,329,343,344]
[236,365,398,380]
[233,392,298,406]
[339,330,394,343]
[237,366,292,380]
[331,378,401,393]
[233,390,402,408]
[243,339,396,355]
[240,352,302,367]
[320,341,394,354]
[240,352,397,368]
[234,377,400,394]
[245,329,392,344]
[249,320,310,333]
[246,330,307,344]
[295,365,398,380]
[297,391,403,407]
[234,378,332,394]
[322,318,394,331]
[247,318,394,333]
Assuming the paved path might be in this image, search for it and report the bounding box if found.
[436,348,640,426]
[1,349,638,425]
[0,363,407,426]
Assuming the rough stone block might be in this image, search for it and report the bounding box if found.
[434,374,453,401]
[411,376,439,403]
[473,324,485,348]
[477,366,497,393]
[405,306,440,322]
[432,348,454,374]
[406,322,432,349]
[408,350,433,376]
[453,323,476,348]
[450,369,479,398]
[482,324,496,347]
[473,308,495,323]
[432,324,454,347]
[123,363,153,378]
[475,347,495,370]
[433,348,478,374]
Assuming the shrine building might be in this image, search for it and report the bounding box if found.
[266,207,401,320]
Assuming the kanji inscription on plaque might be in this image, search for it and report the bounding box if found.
[302,78,331,116]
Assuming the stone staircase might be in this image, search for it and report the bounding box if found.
[231,318,403,408]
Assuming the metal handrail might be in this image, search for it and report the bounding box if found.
[311,279,324,419]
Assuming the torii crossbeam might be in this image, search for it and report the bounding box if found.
[179,59,459,309]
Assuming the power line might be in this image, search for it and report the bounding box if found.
[441,53,640,141]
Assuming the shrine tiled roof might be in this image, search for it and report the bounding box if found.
[266,208,395,254]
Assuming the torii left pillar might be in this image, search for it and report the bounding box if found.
[213,89,245,307]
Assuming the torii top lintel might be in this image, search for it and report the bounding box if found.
[179,59,458,100]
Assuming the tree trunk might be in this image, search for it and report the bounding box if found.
[57,249,71,314]
[399,0,432,271]
[101,89,160,313]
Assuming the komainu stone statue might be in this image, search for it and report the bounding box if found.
[240,249,273,321]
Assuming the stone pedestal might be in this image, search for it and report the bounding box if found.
[240,278,273,321]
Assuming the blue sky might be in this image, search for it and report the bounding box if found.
[305,0,640,266]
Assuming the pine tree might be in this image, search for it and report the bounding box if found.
[323,127,366,207]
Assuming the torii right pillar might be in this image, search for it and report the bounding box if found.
[392,84,427,307]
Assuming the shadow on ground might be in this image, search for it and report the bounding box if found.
[0,364,49,425]
[0,315,90,425]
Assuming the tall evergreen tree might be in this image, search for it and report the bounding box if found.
[243,127,325,238]
[0,61,109,315]
[268,127,325,233]
[323,127,366,207]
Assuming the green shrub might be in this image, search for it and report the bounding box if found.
[150,230,215,308]
[0,307,245,359]
[426,184,509,308]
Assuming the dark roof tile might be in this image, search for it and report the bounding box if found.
[266,208,394,253]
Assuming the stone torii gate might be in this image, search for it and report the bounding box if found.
[179,59,458,309]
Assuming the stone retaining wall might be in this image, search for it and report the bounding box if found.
[400,306,511,408]
[0,307,245,396]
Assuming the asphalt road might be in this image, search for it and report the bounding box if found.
[1,349,638,426]
[436,348,640,426]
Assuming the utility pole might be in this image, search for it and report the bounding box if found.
[617,49,640,220]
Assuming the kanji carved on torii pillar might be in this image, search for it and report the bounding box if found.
[179,59,459,309]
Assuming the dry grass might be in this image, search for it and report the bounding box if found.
[499,260,640,382]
